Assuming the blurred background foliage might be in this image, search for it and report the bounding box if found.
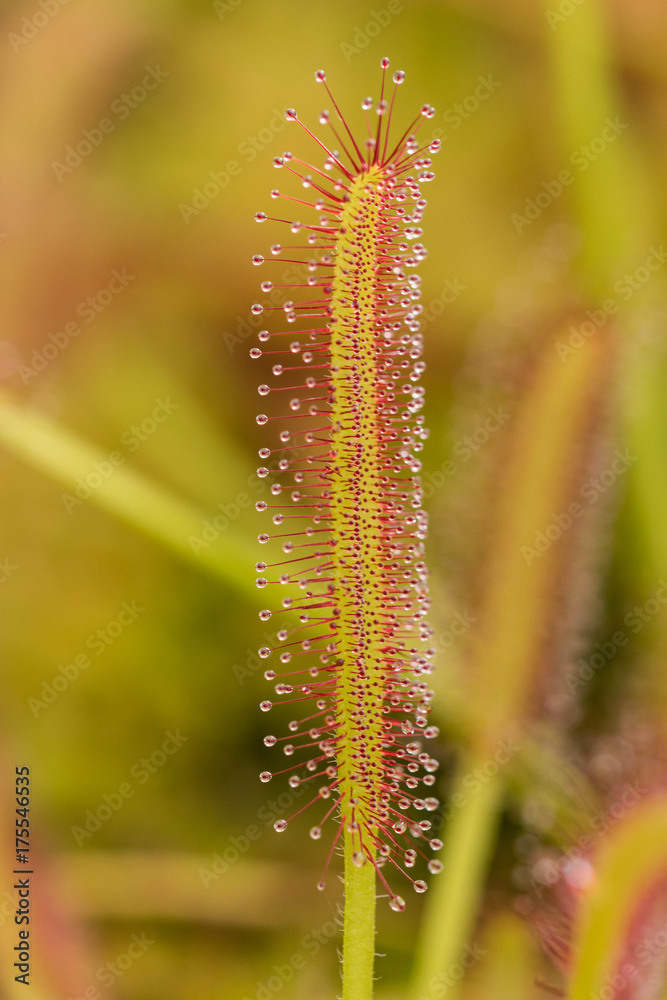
[1,0,666,997]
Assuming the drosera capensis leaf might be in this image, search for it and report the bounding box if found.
[250,58,440,999]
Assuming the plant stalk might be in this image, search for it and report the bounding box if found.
[410,760,503,1000]
[342,829,376,1000]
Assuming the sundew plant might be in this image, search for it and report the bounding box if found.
[251,59,441,998]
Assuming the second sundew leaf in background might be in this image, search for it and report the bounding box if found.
[411,322,619,1000]
[566,796,667,1000]
[468,325,617,755]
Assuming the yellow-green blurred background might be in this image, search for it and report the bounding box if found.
[1,0,667,998]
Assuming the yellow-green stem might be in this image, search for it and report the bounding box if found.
[410,760,503,1000]
[330,164,384,1000]
[342,831,377,1000]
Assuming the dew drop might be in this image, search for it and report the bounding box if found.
[288,775,300,788]
[258,385,270,397]
[259,771,272,783]
[256,414,268,426]
[414,880,427,893]
[393,70,405,84]
[251,304,263,315]
[249,347,261,359]
[256,578,268,589]
[389,895,406,912]
[310,826,322,840]
[428,859,443,874]
[274,819,288,832]
[255,211,267,222]
[258,647,271,659]
[264,735,276,747]
[317,880,326,891]
[251,255,264,266]
[264,670,275,681]
[258,533,270,544]
[315,70,326,82]
[285,108,297,121]
[260,700,272,712]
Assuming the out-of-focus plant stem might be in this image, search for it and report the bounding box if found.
[410,760,502,1000]
[0,392,257,597]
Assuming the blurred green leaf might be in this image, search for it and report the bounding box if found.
[0,392,256,597]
